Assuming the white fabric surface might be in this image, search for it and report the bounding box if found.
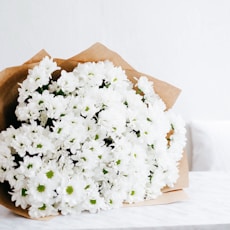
[190,120,230,171]
[0,171,230,230]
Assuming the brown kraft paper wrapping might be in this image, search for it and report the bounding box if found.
[0,43,188,219]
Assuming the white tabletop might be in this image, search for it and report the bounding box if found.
[0,171,230,230]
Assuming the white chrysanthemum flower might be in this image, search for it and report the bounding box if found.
[10,183,29,209]
[27,174,57,204]
[17,156,43,178]
[28,202,58,219]
[17,56,60,105]
[137,76,154,97]
[56,175,86,215]
[0,138,16,182]
[39,56,60,75]
[57,70,79,94]
[81,181,106,214]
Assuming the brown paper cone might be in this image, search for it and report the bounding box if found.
[0,43,188,219]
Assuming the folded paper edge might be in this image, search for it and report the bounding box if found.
[162,151,189,193]
[123,189,188,208]
[23,49,50,65]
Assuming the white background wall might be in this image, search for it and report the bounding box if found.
[1,0,230,166]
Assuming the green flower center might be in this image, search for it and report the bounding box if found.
[90,199,96,205]
[36,144,43,148]
[46,170,54,179]
[37,184,45,193]
[27,164,33,169]
[66,186,74,195]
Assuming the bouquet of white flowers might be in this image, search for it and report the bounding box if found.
[0,43,187,219]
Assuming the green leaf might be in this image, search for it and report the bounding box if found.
[21,188,27,197]
[84,185,90,190]
[95,134,99,140]
[38,204,46,210]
